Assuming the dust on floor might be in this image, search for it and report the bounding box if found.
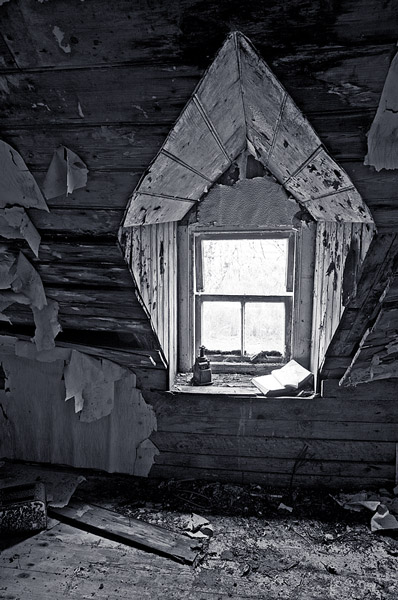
[1,470,398,599]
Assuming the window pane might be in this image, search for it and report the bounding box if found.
[201,238,288,295]
[244,302,285,355]
[202,301,241,353]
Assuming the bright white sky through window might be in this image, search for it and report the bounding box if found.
[199,238,289,355]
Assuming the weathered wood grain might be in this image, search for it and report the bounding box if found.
[1,0,396,71]
[50,501,200,564]
[151,432,395,462]
[150,385,398,424]
[29,208,123,236]
[154,451,393,480]
[0,46,391,126]
[150,464,395,489]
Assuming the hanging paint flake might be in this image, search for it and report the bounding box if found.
[0,140,49,211]
[43,145,88,199]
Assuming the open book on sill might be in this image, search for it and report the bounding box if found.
[252,359,313,397]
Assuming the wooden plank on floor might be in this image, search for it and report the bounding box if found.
[50,501,200,565]
[0,522,193,600]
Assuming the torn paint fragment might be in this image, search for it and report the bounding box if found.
[64,350,129,421]
[11,252,47,309]
[32,299,62,351]
[0,207,41,256]
[43,146,88,199]
[15,340,70,363]
[0,141,49,211]
[77,101,84,118]
[0,254,17,290]
[134,439,159,477]
[0,291,30,322]
[365,51,398,171]
[371,505,398,532]
[79,381,114,422]
[52,26,72,54]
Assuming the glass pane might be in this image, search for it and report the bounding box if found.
[201,238,288,295]
[244,302,285,355]
[201,301,241,353]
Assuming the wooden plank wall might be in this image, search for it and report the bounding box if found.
[149,381,398,489]
[311,221,375,377]
[125,222,178,385]
[0,0,397,231]
[2,350,397,489]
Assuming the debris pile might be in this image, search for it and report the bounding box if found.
[333,488,398,532]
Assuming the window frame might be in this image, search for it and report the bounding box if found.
[178,222,315,375]
[193,230,295,362]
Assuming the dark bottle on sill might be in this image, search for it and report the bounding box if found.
[192,346,213,386]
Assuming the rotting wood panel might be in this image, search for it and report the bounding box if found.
[124,222,177,383]
[310,221,375,377]
[322,233,398,379]
[340,275,398,385]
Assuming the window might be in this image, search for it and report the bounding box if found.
[177,220,314,376]
[194,231,295,365]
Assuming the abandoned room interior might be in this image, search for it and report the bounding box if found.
[1,1,398,598]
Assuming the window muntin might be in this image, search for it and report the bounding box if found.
[194,231,294,363]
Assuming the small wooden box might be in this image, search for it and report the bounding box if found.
[0,482,47,533]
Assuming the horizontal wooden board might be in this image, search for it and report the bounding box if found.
[154,418,398,442]
[154,451,393,479]
[0,46,391,127]
[151,432,395,462]
[150,464,394,489]
[6,307,153,335]
[0,124,169,173]
[34,262,133,288]
[44,289,145,320]
[0,238,124,264]
[150,385,398,423]
[29,208,123,236]
[1,0,396,71]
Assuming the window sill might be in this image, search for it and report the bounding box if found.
[171,385,318,400]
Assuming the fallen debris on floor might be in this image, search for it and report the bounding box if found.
[0,481,46,533]
[333,489,398,532]
[50,500,202,564]
[0,462,85,508]
[182,512,214,539]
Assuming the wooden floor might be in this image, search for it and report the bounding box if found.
[1,514,398,600]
